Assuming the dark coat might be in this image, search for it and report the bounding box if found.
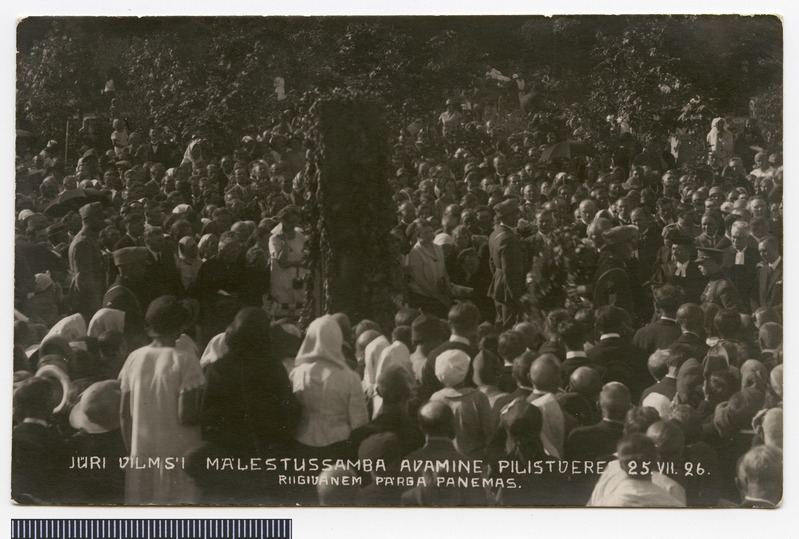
[633,318,681,354]
[756,259,782,310]
[592,252,634,313]
[12,422,71,504]
[651,259,707,305]
[639,376,678,405]
[586,337,650,402]
[67,228,105,320]
[723,242,760,312]
[564,419,624,462]
[668,331,710,360]
[142,247,182,305]
[65,429,127,504]
[487,224,525,304]
[201,351,302,455]
[103,276,148,348]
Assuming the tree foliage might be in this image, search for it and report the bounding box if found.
[17,16,782,156]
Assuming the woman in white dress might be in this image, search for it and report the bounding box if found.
[119,295,204,504]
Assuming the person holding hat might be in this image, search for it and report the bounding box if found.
[696,246,742,313]
[104,247,150,349]
[488,197,525,329]
[66,202,107,321]
[118,294,204,504]
[591,225,638,314]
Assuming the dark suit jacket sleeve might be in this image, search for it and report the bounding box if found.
[499,233,525,300]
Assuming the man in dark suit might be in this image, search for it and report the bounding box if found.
[650,233,707,305]
[488,198,525,329]
[137,127,176,168]
[417,302,480,403]
[67,202,107,321]
[592,225,638,314]
[564,381,630,505]
[142,225,182,306]
[639,344,693,411]
[587,306,650,403]
[400,401,484,506]
[668,303,710,360]
[114,212,145,250]
[755,236,782,310]
[724,220,760,312]
[631,207,663,279]
[12,378,70,504]
[736,445,782,508]
[103,247,150,348]
[565,381,630,462]
[633,284,683,354]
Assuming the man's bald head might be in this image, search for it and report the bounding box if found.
[529,353,562,393]
[418,400,455,439]
[599,382,632,421]
[570,366,601,400]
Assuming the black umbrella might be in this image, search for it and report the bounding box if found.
[538,140,593,163]
[43,188,110,218]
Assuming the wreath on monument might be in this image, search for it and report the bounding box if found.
[523,225,599,318]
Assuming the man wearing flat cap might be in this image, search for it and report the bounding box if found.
[103,247,150,348]
[592,225,638,314]
[488,198,525,329]
[67,202,106,321]
[696,246,742,313]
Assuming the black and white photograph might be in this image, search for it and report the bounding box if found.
[9,10,787,521]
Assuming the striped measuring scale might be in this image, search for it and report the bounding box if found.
[10,520,292,539]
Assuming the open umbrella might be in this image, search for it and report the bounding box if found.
[43,188,110,218]
[538,140,593,163]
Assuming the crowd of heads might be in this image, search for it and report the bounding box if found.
[13,101,782,507]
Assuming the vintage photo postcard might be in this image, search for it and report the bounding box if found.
[11,12,784,519]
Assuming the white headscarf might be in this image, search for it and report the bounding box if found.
[45,313,87,342]
[87,308,125,338]
[363,334,390,388]
[295,315,347,369]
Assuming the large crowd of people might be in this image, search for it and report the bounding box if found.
[12,98,783,507]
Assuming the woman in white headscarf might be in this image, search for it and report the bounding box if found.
[87,308,126,338]
[290,315,368,458]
